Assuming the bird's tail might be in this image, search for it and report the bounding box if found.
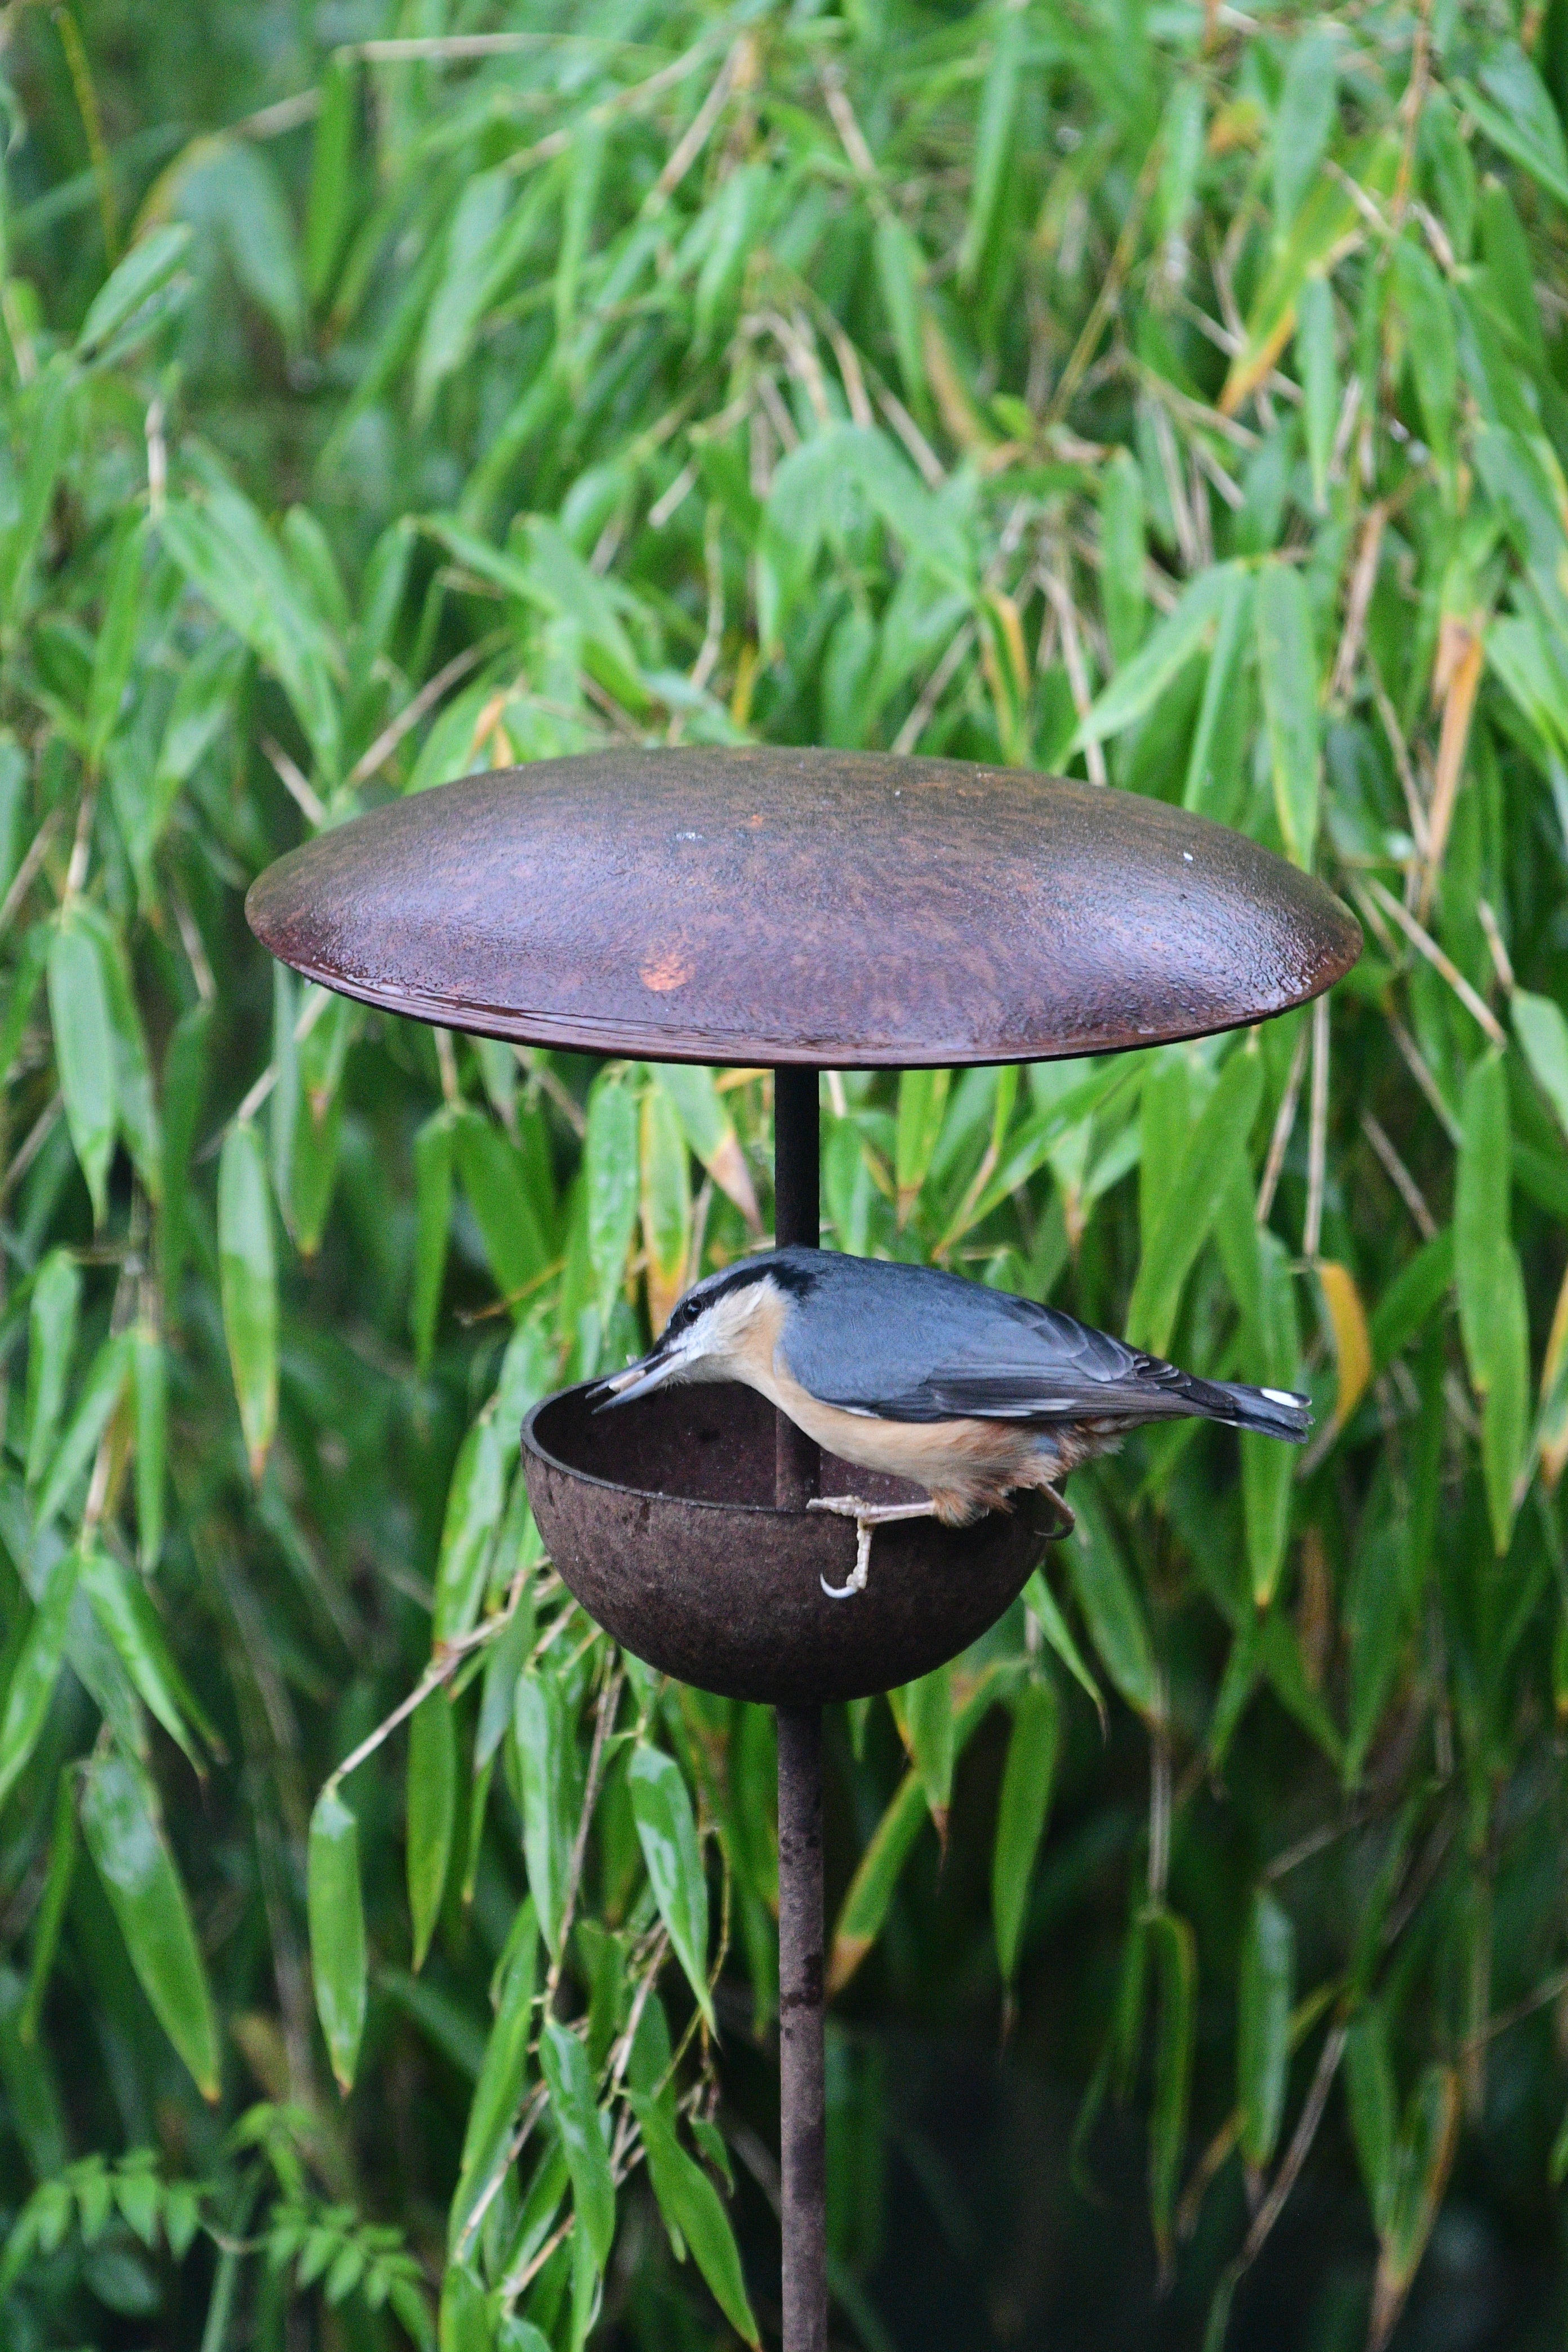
[1194,1378,1311,1443]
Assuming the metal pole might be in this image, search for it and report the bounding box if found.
[773,1066,820,1509]
[773,1064,825,2352]
[775,1703,826,2352]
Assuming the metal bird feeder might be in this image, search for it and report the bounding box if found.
[247,745,1359,2351]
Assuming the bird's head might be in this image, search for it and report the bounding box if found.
[592,1254,805,1407]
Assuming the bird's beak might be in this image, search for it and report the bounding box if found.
[590,1347,683,1411]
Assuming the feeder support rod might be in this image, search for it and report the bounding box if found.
[773,1065,826,2352]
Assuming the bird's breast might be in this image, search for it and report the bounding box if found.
[765,1356,1051,1491]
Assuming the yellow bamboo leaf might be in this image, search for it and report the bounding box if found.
[640,1083,691,1336]
[1318,1260,1371,1433]
[920,314,997,453]
[1420,614,1486,916]
[1542,1257,1568,1490]
[1207,98,1264,156]
[988,589,1029,698]
[1220,133,1400,416]
[708,1130,760,1230]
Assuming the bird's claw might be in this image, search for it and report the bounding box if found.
[808,1495,936,1600]
[819,1519,874,1601]
[809,1498,876,1599]
[1040,1482,1076,1537]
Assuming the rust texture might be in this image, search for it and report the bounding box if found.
[245,747,1360,1068]
[521,1380,1058,1708]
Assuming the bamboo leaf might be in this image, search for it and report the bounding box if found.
[0,1551,80,1814]
[131,1324,166,1570]
[407,1692,456,1972]
[873,212,928,416]
[431,1411,505,1648]
[79,1548,206,1776]
[1391,239,1456,478]
[0,358,75,620]
[653,1065,759,1230]
[991,1680,1058,1988]
[1220,132,1400,413]
[629,1744,711,2028]
[1370,2066,1460,2347]
[1023,1569,1106,1729]
[308,1785,367,2095]
[411,1108,455,1373]
[1457,47,1568,215]
[1099,448,1147,669]
[1237,1889,1294,2171]
[83,908,162,1199]
[158,1001,211,1306]
[1073,566,1237,749]
[584,1073,640,1326]
[1317,1260,1371,1434]
[897,1661,955,1829]
[1254,562,1321,867]
[1345,2006,1396,2231]
[1369,1228,1453,1373]
[1482,1251,1529,1555]
[639,1080,691,1335]
[86,514,145,769]
[1127,1048,1263,1357]
[305,55,358,304]
[218,1121,277,1482]
[19,1771,76,2047]
[1296,275,1338,510]
[630,2092,760,2344]
[1455,1052,1529,1547]
[453,1108,549,1315]
[513,1672,574,1961]
[960,9,1025,291]
[828,1765,926,1995]
[1067,1488,1157,1723]
[539,2020,615,2273]
[48,914,117,1226]
[24,1252,82,1492]
[80,1745,220,2101]
[34,1329,132,1526]
[76,225,191,360]
[415,171,511,417]
[830,1670,1009,1992]
[1144,1905,1196,2280]
[159,484,340,780]
[449,1900,537,2253]
[1512,989,1568,1139]
[1273,29,1339,230]
[894,1068,951,1223]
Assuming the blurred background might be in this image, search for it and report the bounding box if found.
[0,0,1566,2345]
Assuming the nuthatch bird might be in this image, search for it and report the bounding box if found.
[595,1247,1309,1598]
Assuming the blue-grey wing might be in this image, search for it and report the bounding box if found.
[779,1255,1161,1423]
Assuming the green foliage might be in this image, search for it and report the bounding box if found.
[1,2,1566,2345]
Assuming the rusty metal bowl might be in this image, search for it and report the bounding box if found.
[522,1380,1061,1706]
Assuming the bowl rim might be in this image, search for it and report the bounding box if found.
[522,1380,821,1521]
[522,1380,1071,1539]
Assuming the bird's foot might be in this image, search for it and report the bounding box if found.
[807,1496,937,1600]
